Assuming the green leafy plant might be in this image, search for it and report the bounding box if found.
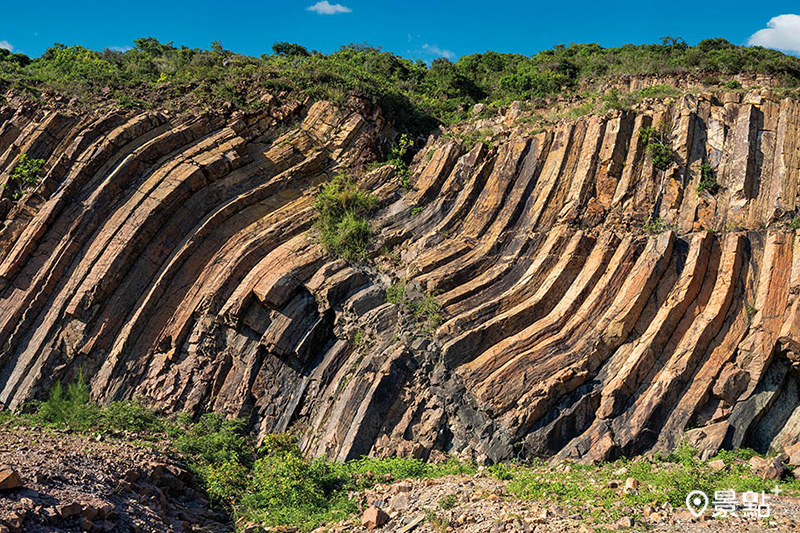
[643,217,669,234]
[697,163,719,193]
[387,133,414,187]
[723,79,742,89]
[638,126,672,170]
[35,369,99,432]
[313,174,376,260]
[5,154,45,200]
[639,84,682,99]
[789,217,800,230]
[99,398,162,433]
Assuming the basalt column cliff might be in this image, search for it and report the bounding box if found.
[1,88,799,464]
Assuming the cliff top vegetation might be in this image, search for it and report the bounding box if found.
[2,36,800,134]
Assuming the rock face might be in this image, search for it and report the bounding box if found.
[1,88,800,463]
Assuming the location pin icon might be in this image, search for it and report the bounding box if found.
[686,490,709,518]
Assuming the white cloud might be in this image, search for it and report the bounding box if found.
[107,45,133,52]
[748,14,800,54]
[422,43,455,60]
[306,1,351,15]
[0,41,13,51]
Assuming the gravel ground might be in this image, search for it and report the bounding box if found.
[0,426,231,532]
[332,474,800,533]
[3,425,800,533]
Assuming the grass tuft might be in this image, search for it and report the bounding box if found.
[314,173,376,260]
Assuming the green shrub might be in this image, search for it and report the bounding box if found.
[385,280,406,304]
[100,399,162,433]
[600,88,639,112]
[6,37,800,135]
[35,369,100,432]
[5,154,45,200]
[504,445,800,523]
[173,413,251,466]
[790,217,800,230]
[639,84,682,99]
[638,126,673,170]
[412,291,443,332]
[697,163,719,193]
[388,133,414,187]
[723,79,742,89]
[272,42,311,57]
[314,174,376,260]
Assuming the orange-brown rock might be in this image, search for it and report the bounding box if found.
[0,467,21,491]
[2,90,800,463]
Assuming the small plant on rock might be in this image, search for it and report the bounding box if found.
[5,154,45,200]
[439,493,458,510]
[697,163,719,193]
[638,125,673,170]
[314,173,376,261]
[412,291,443,332]
[643,217,669,234]
[385,280,406,304]
[388,133,414,187]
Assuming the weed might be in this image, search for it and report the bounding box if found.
[789,217,800,230]
[439,493,458,510]
[412,291,443,332]
[35,369,99,432]
[425,509,452,532]
[386,280,407,305]
[643,217,669,234]
[388,133,414,187]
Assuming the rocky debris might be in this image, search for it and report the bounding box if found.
[0,427,229,532]
[329,470,800,533]
[1,91,800,465]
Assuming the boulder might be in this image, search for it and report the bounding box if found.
[748,456,788,481]
[57,502,83,518]
[0,466,22,491]
[785,442,800,466]
[389,493,409,511]
[362,505,389,529]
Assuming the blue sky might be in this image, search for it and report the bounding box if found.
[1,1,800,60]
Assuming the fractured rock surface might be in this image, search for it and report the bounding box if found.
[1,89,800,463]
